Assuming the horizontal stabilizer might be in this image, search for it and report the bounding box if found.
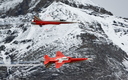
[44,55,50,65]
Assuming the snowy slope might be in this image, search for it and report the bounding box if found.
[99,16,128,53]
[0,0,128,80]
[29,0,41,10]
[0,0,127,67]
[0,1,102,60]
[42,2,128,54]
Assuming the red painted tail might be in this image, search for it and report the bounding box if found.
[33,16,42,22]
[44,55,50,65]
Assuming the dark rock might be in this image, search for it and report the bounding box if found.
[0,67,7,79]
[20,39,32,43]
[4,36,16,43]
[13,40,18,44]
[5,52,9,55]
[0,45,6,51]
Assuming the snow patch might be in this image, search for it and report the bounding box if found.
[0,0,23,12]
[122,59,128,71]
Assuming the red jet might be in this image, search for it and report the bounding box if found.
[43,51,90,68]
[31,16,76,27]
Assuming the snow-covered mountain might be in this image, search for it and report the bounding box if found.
[0,0,128,80]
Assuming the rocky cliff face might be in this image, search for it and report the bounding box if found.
[0,0,112,17]
[0,0,128,80]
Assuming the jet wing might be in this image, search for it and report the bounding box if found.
[56,51,65,57]
[55,62,65,68]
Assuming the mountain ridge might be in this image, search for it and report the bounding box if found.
[0,0,128,80]
[0,0,113,17]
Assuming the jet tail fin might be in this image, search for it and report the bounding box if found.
[44,55,50,65]
[33,16,42,22]
[56,51,65,57]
